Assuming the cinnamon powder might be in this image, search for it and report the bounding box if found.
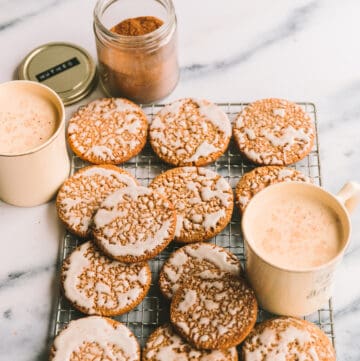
[111,16,164,36]
[96,14,178,103]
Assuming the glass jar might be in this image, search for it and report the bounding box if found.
[93,0,179,104]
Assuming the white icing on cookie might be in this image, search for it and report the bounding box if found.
[94,208,127,228]
[93,185,175,260]
[278,168,295,179]
[159,99,184,116]
[52,316,139,361]
[76,167,136,186]
[171,271,257,350]
[150,167,232,242]
[62,242,150,314]
[67,123,78,133]
[178,290,197,312]
[261,126,310,147]
[57,166,138,236]
[170,250,189,268]
[150,99,230,166]
[200,187,231,207]
[101,186,151,208]
[235,115,244,128]
[113,98,138,112]
[175,214,184,238]
[151,116,166,130]
[185,244,240,275]
[195,99,231,137]
[85,145,113,159]
[185,141,218,162]
[239,196,250,207]
[61,197,83,213]
[160,243,241,299]
[246,149,281,165]
[197,167,217,179]
[244,319,324,361]
[100,218,172,257]
[244,128,256,140]
[118,119,142,134]
[203,209,226,230]
[273,108,286,117]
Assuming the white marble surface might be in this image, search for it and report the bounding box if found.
[0,0,359,359]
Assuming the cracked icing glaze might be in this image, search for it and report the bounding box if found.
[50,316,140,361]
[150,98,231,166]
[233,98,315,165]
[67,98,148,164]
[61,241,151,316]
[150,167,233,243]
[242,317,335,361]
[93,186,176,263]
[143,324,237,361]
[160,242,242,299]
[56,165,138,237]
[170,269,257,350]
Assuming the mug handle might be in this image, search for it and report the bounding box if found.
[337,181,360,214]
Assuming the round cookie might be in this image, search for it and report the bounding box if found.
[235,166,310,213]
[50,316,140,361]
[67,98,148,164]
[159,242,242,299]
[61,241,151,316]
[233,98,315,165]
[242,317,336,361]
[56,165,138,237]
[170,269,258,350]
[150,98,231,166]
[143,324,238,361]
[93,185,177,263]
[150,167,233,243]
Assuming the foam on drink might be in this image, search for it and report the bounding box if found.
[252,193,343,269]
[0,85,58,154]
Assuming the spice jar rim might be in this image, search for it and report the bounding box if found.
[93,0,176,48]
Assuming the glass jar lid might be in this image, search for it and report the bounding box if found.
[18,42,97,106]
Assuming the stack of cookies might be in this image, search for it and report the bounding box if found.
[50,97,335,361]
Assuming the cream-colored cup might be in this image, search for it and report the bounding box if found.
[0,80,70,207]
[242,181,360,316]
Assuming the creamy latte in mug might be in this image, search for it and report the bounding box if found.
[253,193,343,270]
[0,81,70,207]
[242,181,359,316]
[0,85,58,154]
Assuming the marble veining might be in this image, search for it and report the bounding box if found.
[0,0,360,360]
[181,1,318,79]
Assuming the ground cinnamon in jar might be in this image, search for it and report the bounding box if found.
[111,16,164,36]
[94,0,179,104]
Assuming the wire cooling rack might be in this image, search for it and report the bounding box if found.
[50,102,335,354]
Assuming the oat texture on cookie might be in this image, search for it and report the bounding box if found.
[242,317,336,361]
[56,165,138,237]
[67,98,148,164]
[159,242,242,299]
[143,324,238,361]
[170,269,258,350]
[233,98,315,165]
[93,186,177,263]
[61,241,151,316]
[235,166,310,213]
[150,167,233,243]
[150,98,231,166]
[50,316,140,361]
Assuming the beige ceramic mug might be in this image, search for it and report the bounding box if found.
[242,181,360,317]
[0,80,70,207]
